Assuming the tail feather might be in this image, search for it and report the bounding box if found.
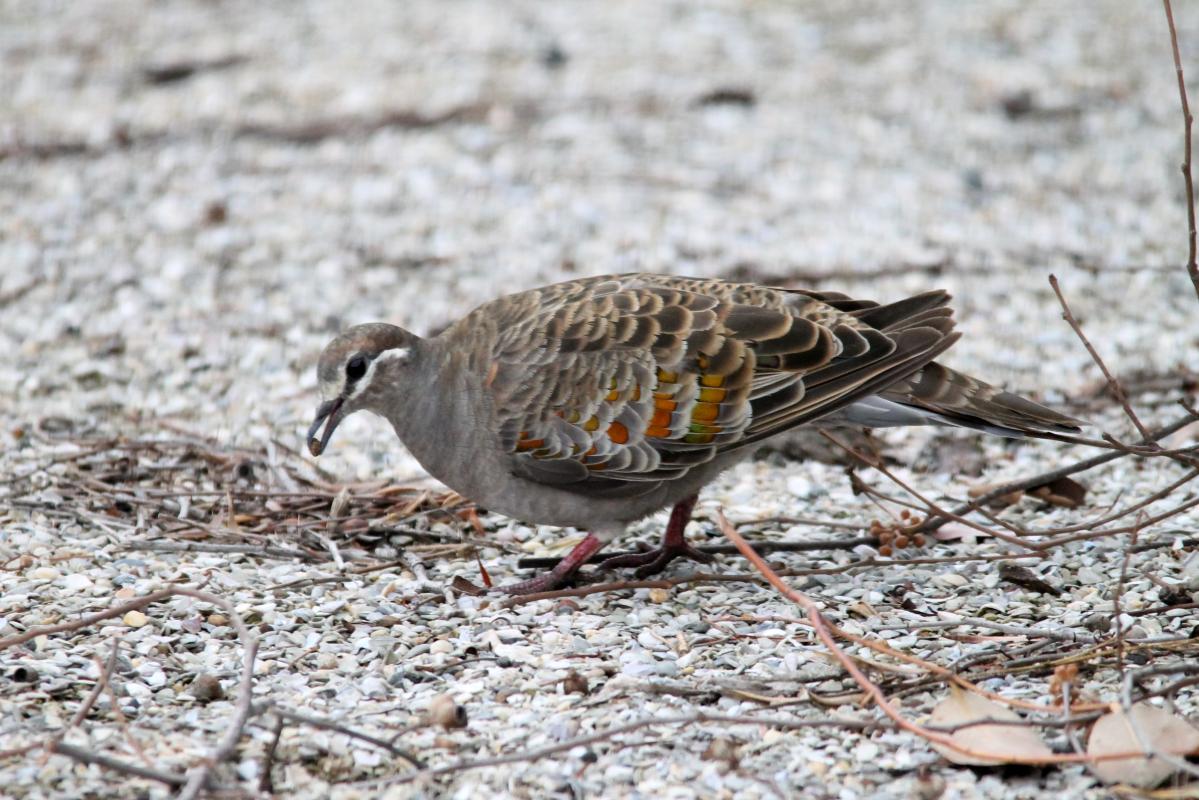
[791,288,1083,440]
[879,362,1083,438]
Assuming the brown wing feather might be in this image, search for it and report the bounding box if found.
[437,273,974,492]
[443,275,973,489]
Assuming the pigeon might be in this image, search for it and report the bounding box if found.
[307,273,1081,593]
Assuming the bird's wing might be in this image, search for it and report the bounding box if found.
[444,273,962,494]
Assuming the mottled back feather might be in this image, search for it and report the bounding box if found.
[436,274,1079,496]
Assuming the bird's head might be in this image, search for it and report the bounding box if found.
[307,323,421,456]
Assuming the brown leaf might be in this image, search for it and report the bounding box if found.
[1088,703,1199,787]
[998,562,1062,596]
[967,482,1024,507]
[474,550,492,588]
[449,576,487,596]
[1028,476,1087,509]
[1164,420,1199,449]
[929,686,1053,766]
[847,600,879,619]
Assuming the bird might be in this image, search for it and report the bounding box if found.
[307,273,1081,594]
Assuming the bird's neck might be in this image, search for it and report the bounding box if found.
[381,341,482,487]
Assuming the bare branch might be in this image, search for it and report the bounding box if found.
[174,589,259,800]
[1163,0,1199,300]
[1049,274,1151,440]
[50,742,187,788]
[44,638,123,758]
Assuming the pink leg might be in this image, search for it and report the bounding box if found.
[597,495,714,578]
[499,533,606,595]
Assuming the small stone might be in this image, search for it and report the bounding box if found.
[207,613,228,626]
[29,567,61,581]
[190,673,224,702]
[430,640,453,655]
[360,675,389,697]
[786,475,815,498]
[562,670,589,695]
[648,588,670,603]
[59,574,93,593]
[854,741,880,761]
[123,610,149,628]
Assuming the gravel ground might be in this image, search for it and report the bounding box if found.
[3,1,1199,798]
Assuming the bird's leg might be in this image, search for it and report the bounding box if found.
[597,494,714,578]
[499,533,606,595]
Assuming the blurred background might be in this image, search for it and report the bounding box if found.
[2,0,1196,478]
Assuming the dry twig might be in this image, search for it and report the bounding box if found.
[1049,274,1151,440]
[1163,0,1199,300]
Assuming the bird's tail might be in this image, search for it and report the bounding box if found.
[817,362,1083,438]
[793,288,1084,439]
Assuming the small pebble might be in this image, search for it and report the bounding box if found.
[123,610,149,628]
[190,673,224,702]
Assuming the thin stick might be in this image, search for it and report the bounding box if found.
[44,638,122,759]
[259,716,285,794]
[174,588,259,800]
[918,411,1199,533]
[497,552,1045,608]
[254,704,424,769]
[50,742,187,787]
[714,511,1151,766]
[386,713,881,784]
[121,541,324,561]
[1111,513,1145,679]
[0,588,178,650]
[515,536,875,569]
[819,431,1035,548]
[1049,275,1151,440]
[1163,0,1199,300]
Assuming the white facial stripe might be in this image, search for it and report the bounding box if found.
[373,347,411,366]
[345,347,410,401]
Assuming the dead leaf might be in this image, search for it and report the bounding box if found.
[848,600,879,619]
[967,483,1024,507]
[1164,420,1199,450]
[1028,476,1087,508]
[1088,703,1199,787]
[329,486,352,518]
[449,575,487,596]
[473,550,492,588]
[997,562,1062,596]
[929,685,1053,766]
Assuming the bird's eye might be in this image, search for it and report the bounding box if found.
[345,356,368,382]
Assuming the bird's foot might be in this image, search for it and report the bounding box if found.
[597,539,715,578]
[498,570,576,595]
[498,532,604,595]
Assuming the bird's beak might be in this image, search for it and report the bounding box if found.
[307,398,345,456]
